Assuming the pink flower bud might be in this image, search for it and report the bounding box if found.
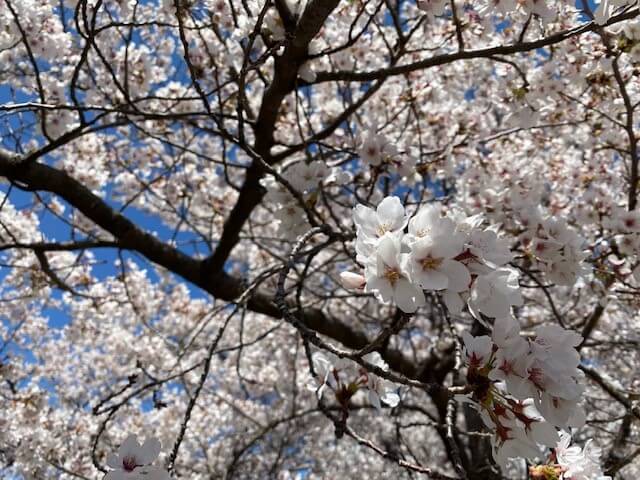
[340,271,365,290]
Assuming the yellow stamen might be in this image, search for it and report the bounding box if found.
[421,256,442,271]
[384,267,401,286]
[376,223,390,236]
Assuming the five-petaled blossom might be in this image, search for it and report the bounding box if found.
[105,434,171,480]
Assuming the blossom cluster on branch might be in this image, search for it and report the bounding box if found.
[1,0,640,478]
[350,196,526,315]
[460,318,585,469]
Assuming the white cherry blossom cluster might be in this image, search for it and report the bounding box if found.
[455,168,592,287]
[310,351,400,411]
[261,160,328,238]
[552,431,611,480]
[601,208,640,283]
[105,434,171,480]
[529,431,611,480]
[347,196,522,317]
[2,0,640,477]
[606,208,640,255]
[417,0,636,26]
[418,0,555,22]
[520,215,591,286]
[0,0,71,59]
[357,127,416,178]
[460,317,586,469]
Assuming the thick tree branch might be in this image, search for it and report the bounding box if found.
[200,0,341,276]
[0,150,422,379]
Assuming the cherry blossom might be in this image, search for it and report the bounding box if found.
[339,271,366,290]
[105,435,171,480]
[311,352,400,410]
[0,0,639,478]
[407,237,470,291]
[353,196,407,245]
[468,268,523,319]
[364,234,426,313]
[551,431,612,480]
[458,316,589,469]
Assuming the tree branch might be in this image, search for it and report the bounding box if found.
[0,150,422,379]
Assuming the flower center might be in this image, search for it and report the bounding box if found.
[499,358,512,375]
[122,456,138,472]
[469,352,483,368]
[376,223,390,237]
[528,367,545,389]
[384,266,401,286]
[415,226,431,238]
[420,255,442,271]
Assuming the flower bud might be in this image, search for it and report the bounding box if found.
[339,271,366,290]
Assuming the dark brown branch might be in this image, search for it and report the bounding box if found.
[0,150,421,379]
[309,7,639,84]
[200,0,342,276]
